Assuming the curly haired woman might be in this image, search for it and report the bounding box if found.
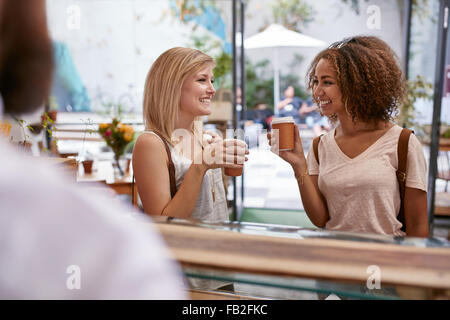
[269,36,428,237]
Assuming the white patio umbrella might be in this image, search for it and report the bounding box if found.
[243,24,327,115]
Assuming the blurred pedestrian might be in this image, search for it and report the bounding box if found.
[276,86,303,123]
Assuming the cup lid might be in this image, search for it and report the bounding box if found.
[271,116,295,125]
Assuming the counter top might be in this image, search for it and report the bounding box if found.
[154,219,450,293]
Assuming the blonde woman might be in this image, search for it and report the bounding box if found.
[133,47,248,223]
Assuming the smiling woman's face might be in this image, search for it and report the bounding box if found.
[312,58,344,117]
[180,64,216,118]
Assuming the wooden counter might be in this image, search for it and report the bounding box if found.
[155,222,450,298]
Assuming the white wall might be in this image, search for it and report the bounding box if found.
[46,0,221,113]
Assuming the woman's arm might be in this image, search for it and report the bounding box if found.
[294,163,330,228]
[268,125,329,227]
[132,134,207,218]
[133,134,247,218]
[276,98,292,110]
[404,187,429,237]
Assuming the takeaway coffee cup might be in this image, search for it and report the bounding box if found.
[223,138,244,177]
[225,166,242,177]
[271,116,295,151]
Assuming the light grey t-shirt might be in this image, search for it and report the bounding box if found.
[143,131,229,223]
[307,125,427,236]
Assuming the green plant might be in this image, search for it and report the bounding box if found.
[100,101,127,119]
[78,118,95,161]
[269,0,315,32]
[41,112,55,134]
[164,1,232,90]
[442,127,450,139]
[213,50,232,90]
[396,75,433,139]
[161,0,216,23]
[12,117,35,144]
[339,0,370,15]
[9,117,38,153]
[245,59,274,109]
[245,59,308,111]
[187,34,232,90]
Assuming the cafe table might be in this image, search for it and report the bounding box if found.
[149,217,450,300]
[76,159,134,198]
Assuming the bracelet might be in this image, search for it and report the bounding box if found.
[295,167,309,186]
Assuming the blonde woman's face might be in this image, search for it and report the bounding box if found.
[180,65,216,117]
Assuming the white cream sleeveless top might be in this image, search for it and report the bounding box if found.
[142,131,229,223]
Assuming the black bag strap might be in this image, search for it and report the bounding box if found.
[132,130,177,208]
[397,128,413,232]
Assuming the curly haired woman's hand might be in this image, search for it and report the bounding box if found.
[268,123,306,169]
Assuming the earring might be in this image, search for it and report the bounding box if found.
[345,99,351,116]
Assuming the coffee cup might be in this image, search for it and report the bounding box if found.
[271,116,295,151]
[223,138,245,177]
[224,167,242,177]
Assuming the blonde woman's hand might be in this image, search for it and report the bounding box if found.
[267,123,306,168]
[201,137,249,170]
[203,130,222,145]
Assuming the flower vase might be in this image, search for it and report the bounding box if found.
[113,155,125,178]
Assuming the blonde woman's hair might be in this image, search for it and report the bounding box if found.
[143,47,215,145]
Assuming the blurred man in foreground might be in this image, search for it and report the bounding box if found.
[0,0,185,299]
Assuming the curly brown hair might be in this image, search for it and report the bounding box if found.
[306,36,406,125]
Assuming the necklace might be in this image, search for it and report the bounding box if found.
[209,170,216,202]
[174,130,216,202]
[194,132,216,203]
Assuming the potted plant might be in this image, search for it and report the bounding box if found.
[41,96,58,124]
[77,118,95,172]
[98,118,135,176]
[396,74,433,142]
[81,152,94,174]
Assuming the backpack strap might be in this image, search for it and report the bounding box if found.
[132,130,177,208]
[313,135,323,165]
[396,128,413,232]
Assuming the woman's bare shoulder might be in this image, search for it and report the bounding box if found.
[133,133,168,161]
[135,132,165,149]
